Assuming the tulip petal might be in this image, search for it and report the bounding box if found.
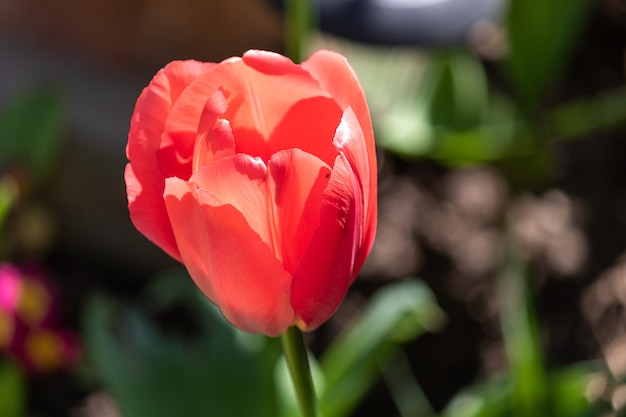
[189,154,273,250]
[268,149,332,273]
[126,60,213,261]
[304,51,378,271]
[267,96,342,167]
[191,150,332,271]
[164,177,295,336]
[241,49,309,76]
[290,153,362,331]
[302,50,374,147]
[171,52,331,161]
[333,108,378,273]
[192,89,236,171]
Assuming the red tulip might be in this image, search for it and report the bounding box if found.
[125,50,377,336]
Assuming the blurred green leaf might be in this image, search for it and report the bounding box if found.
[493,139,554,189]
[441,362,608,417]
[442,376,512,417]
[550,86,626,141]
[383,350,436,417]
[440,251,606,417]
[500,254,548,417]
[0,87,64,181]
[319,279,445,417]
[506,0,590,108]
[426,53,489,131]
[376,52,527,164]
[0,175,18,233]
[84,271,280,417]
[435,250,613,417]
[0,359,25,417]
[376,101,433,157]
[549,362,602,417]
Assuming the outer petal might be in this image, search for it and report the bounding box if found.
[290,154,362,331]
[268,149,332,273]
[302,50,378,226]
[303,51,378,272]
[164,177,295,336]
[126,60,213,261]
[302,50,374,148]
[333,108,377,275]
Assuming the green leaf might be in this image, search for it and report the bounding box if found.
[319,279,445,417]
[83,275,280,417]
[376,52,526,164]
[0,87,64,181]
[442,377,512,417]
[550,86,626,141]
[549,362,601,417]
[441,362,607,417]
[426,53,489,131]
[0,360,25,417]
[506,0,590,108]
[382,350,436,417]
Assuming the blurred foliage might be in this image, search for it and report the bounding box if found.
[318,279,444,417]
[375,52,528,164]
[84,270,443,417]
[0,360,24,417]
[313,0,626,415]
[0,87,64,183]
[0,86,64,258]
[378,254,616,417]
[336,0,624,172]
[506,0,591,109]
[440,362,610,417]
[499,251,548,417]
[0,176,18,234]
[84,269,281,417]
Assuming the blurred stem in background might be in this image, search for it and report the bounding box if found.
[286,0,313,63]
[0,174,18,260]
[0,175,18,232]
[500,245,548,417]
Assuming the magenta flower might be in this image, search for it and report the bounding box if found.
[0,263,80,373]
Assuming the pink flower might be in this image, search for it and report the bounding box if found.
[0,263,80,373]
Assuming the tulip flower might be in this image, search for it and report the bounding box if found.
[125,50,377,336]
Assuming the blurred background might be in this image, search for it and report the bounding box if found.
[1,0,626,416]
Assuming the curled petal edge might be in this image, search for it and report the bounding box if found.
[163,177,295,336]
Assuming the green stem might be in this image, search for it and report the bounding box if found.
[0,175,18,231]
[286,0,312,63]
[500,243,548,417]
[281,326,321,417]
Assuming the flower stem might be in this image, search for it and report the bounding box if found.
[281,326,321,417]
